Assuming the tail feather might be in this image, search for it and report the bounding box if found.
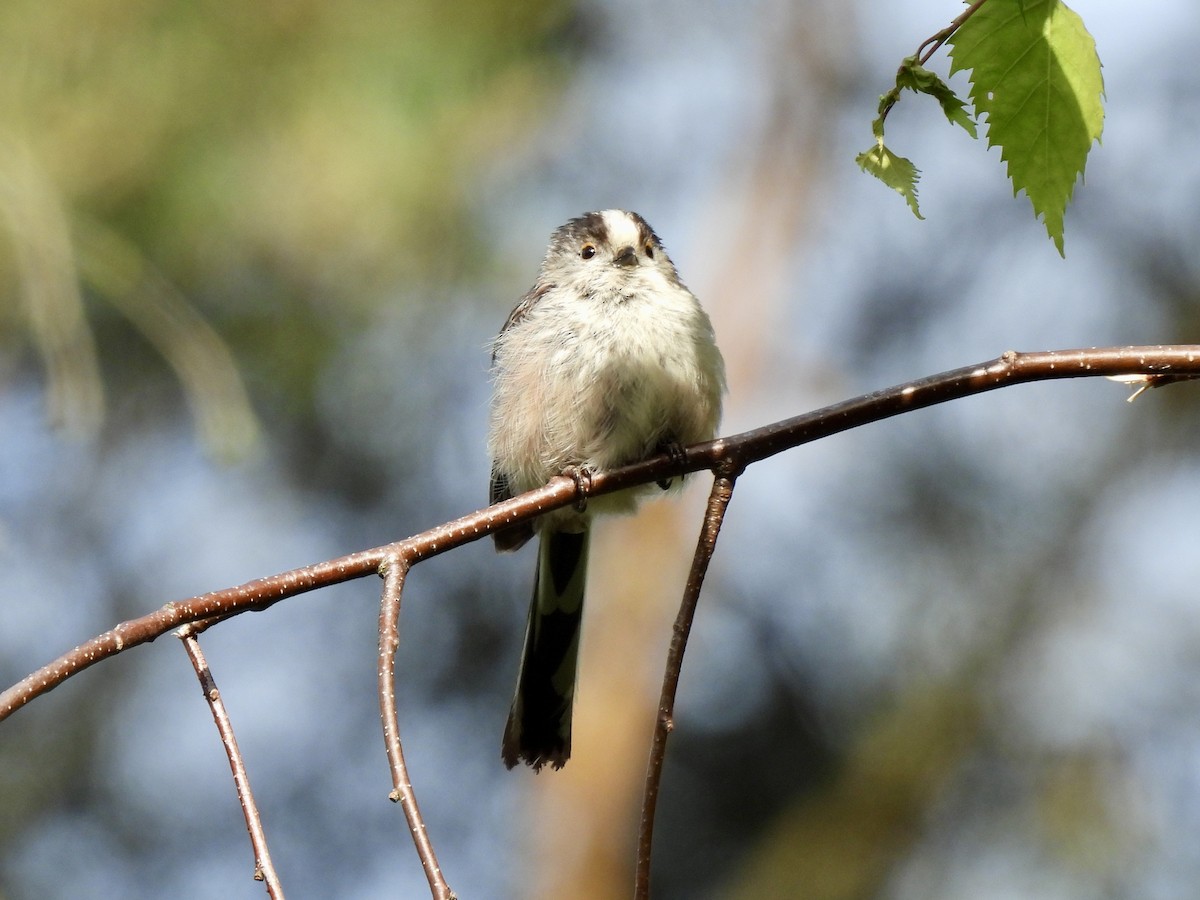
[502,527,589,770]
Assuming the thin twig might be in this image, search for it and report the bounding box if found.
[1,344,1199,896]
[1,549,388,721]
[377,554,456,900]
[177,626,284,898]
[5,346,1200,724]
[635,464,740,900]
[916,0,992,64]
[878,0,994,128]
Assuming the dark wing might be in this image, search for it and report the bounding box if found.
[490,466,534,552]
[490,466,514,506]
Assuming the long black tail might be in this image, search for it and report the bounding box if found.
[502,527,590,771]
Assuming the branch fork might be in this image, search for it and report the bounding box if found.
[3,346,1199,897]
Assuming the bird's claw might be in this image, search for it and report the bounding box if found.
[656,440,688,491]
[562,465,594,512]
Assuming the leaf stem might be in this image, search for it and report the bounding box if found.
[879,0,995,128]
[917,0,994,65]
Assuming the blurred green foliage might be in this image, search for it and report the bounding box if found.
[0,0,572,449]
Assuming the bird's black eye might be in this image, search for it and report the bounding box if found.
[580,243,597,260]
[644,242,655,259]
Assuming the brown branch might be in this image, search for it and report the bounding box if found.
[177,625,284,898]
[1,550,386,721]
[635,463,741,900]
[4,346,1200,726]
[719,347,1200,469]
[377,555,456,900]
[1,345,1200,895]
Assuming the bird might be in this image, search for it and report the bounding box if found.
[488,209,725,771]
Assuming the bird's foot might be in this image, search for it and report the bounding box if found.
[561,465,594,512]
[655,440,688,490]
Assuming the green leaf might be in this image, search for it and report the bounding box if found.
[948,0,1105,255]
[872,86,901,139]
[895,55,977,138]
[856,143,924,219]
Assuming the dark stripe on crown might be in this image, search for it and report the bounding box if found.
[553,211,609,250]
[626,211,657,250]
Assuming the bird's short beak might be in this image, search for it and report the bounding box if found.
[613,246,638,267]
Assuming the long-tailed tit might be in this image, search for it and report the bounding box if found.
[489,209,725,771]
